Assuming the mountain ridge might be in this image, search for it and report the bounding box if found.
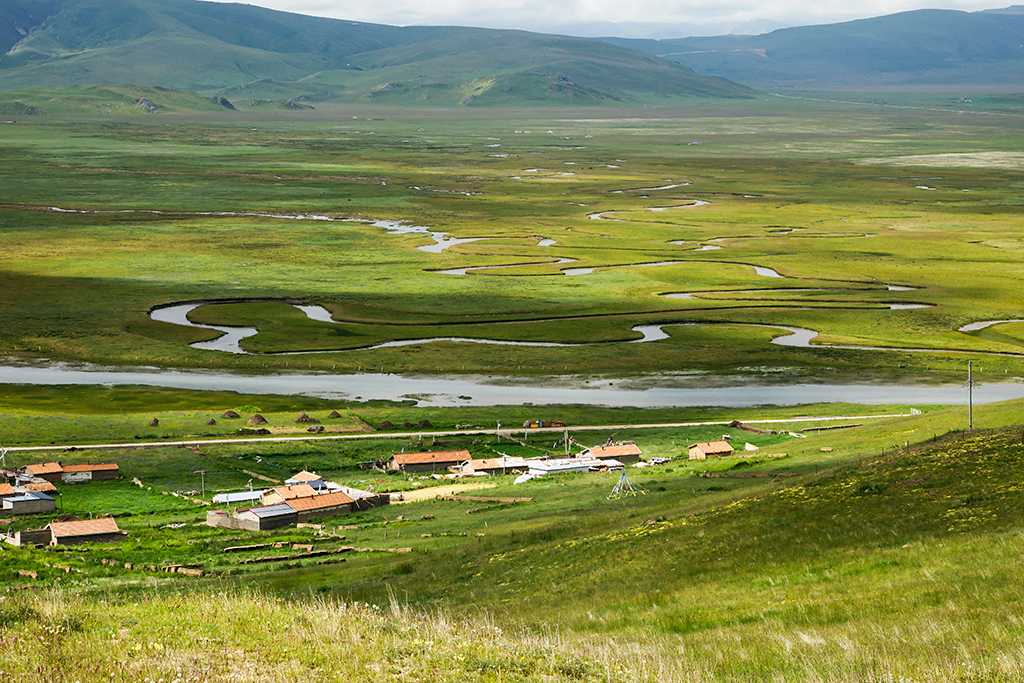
[0,0,754,105]
[603,6,1024,88]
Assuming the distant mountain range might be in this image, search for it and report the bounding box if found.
[0,0,753,106]
[3,0,1022,110]
[605,7,1024,88]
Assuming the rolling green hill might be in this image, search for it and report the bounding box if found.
[605,6,1024,89]
[0,0,754,105]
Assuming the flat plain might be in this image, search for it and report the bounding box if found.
[3,91,1024,682]
[3,93,1024,382]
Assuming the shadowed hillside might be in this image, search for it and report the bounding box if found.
[0,0,754,104]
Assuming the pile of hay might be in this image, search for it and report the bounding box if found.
[418,420,433,428]
[295,412,320,424]
[207,418,217,426]
[248,414,268,426]
[329,410,342,418]
[376,420,395,430]
[149,418,159,427]
[223,410,240,419]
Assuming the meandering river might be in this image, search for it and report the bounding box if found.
[0,363,1015,407]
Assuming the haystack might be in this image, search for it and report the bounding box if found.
[248,414,268,426]
[376,420,395,430]
[418,420,433,428]
[207,418,217,425]
[329,410,342,418]
[402,421,414,428]
[295,412,320,424]
[223,410,240,419]
[149,418,159,427]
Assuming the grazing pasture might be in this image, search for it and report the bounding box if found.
[1,96,1024,381]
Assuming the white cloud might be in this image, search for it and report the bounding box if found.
[219,0,1011,37]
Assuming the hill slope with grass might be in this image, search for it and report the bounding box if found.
[0,0,754,105]
[606,6,1024,89]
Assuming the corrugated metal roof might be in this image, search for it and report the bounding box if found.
[287,491,354,512]
[245,504,296,518]
[211,490,266,504]
[392,449,470,465]
[49,517,120,538]
[6,491,55,503]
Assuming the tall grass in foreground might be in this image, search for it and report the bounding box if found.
[0,589,620,683]
[3,579,1023,683]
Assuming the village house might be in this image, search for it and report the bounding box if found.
[20,462,64,483]
[47,517,126,545]
[688,440,735,460]
[60,462,119,483]
[287,490,355,522]
[579,443,643,464]
[260,483,319,506]
[387,449,470,474]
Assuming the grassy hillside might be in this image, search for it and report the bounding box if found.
[607,7,1024,89]
[0,0,754,103]
[2,398,1024,680]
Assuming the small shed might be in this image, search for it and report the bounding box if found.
[387,450,471,474]
[688,441,735,460]
[579,443,643,464]
[3,491,56,515]
[48,517,126,545]
[460,456,529,475]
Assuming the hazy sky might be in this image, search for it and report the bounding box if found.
[217,0,1010,37]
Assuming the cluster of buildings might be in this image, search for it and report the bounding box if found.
[385,443,645,478]
[207,470,389,531]
[1,461,120,515]
[2,460,126,547]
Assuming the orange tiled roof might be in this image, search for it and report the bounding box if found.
[0,483,14,496]
[392,450,470,465]
[48,517,121,538]
[288,470,322,482]
[62,462,119,473]
[25,462,63,475]
[24,481,57,493]
[287,491,354,512]
[691,440,733,454]
[585,444,643,458]
[270,484,318,500]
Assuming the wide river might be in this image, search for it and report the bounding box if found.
[0,364,1017,408]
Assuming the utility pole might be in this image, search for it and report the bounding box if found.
[194,469,206,501]
[968,360,974,431]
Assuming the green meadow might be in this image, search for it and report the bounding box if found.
[1,94,1024,379]
[1,391,1023,681]
[3,91,1024,682]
